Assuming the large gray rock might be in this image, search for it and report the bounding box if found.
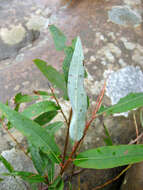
[0,148,36,190]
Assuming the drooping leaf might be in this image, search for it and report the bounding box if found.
[103,124,113,146]
[28,143,55,181]
[34,59,68,99]
[14,93,39,104]
[68,37,87,141]
[0,103,60,164]
[49,25,66,51]
[34,111,58,126]
[98,93,143,115]
[28,143,47,175]
[2,171,46,183]
[45,121,64,135]
[0,155,14,173]
[74,144,143,169]
[22,101,59,118]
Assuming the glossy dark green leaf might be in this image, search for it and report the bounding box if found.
[0,155,14,173]
[34,111,57,126]
[2,171,46,183]
[22,101,59,118]
[49,25,66,51]
[14,93,39,104]
[74,144,143,169]
[34,59,68,99]
[0,102,60,164]
[98,93,143,115]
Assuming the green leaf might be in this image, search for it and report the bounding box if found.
[22,101,59,118]
[49,25,66,51]
[45,121,64,135]
[0,178,3,182]
[48,176,64,190]
[98,93,143,115]
[28,143,47,175]
[68,37,87,141]
[14,93,39,104]
[74,144,143,169]
[34,59,68,99]
[0,102,60,164]
[103,124,113,146]
[2,171,46,183]
[34,111,57,126]
[63,47,74,83]
[0,155,14,173]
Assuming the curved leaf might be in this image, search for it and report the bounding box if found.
[74,144,143,169]
[0,103,60,164]
[49,25,66,51]
[22,101,59,118]
[34,59,68,99]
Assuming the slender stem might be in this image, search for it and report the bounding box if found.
[133,113,139,143]
[60,82,106,175]
[1,120,31,160]
[47,83,68,125]
[93,164,132,190]
[62,108,72,166]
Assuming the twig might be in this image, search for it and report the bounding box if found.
[60,82,106,175]
[133,113,139,143]
[47,82,68,125]
[62,108,72,165]
[93,164,132,190]
[129,132,143,144]
[1,120,31,160]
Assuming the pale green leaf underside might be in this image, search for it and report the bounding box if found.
[74,145,143,169]
[68,37,87,141]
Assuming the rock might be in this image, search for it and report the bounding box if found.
[0,148,36,190]
[106,66,143,116]
[121,162,143,190]
[108,6,142,26]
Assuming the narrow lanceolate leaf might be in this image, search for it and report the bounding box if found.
[63,47,74,83]
[74,145,143,169]
[28,143,47,175]
[68,37,87,141]
[22,101,59,118]
[34,111,57,126]
[0,155,14,173]
[0,103,60,164]
[98,93,143,115]
[14,93,39,104]
[34,59,68,99]
[2,171,46,183]
[49,25,66,51]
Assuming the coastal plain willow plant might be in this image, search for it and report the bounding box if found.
[0,25,143,189]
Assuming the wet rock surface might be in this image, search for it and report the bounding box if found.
[0,0,143,189]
